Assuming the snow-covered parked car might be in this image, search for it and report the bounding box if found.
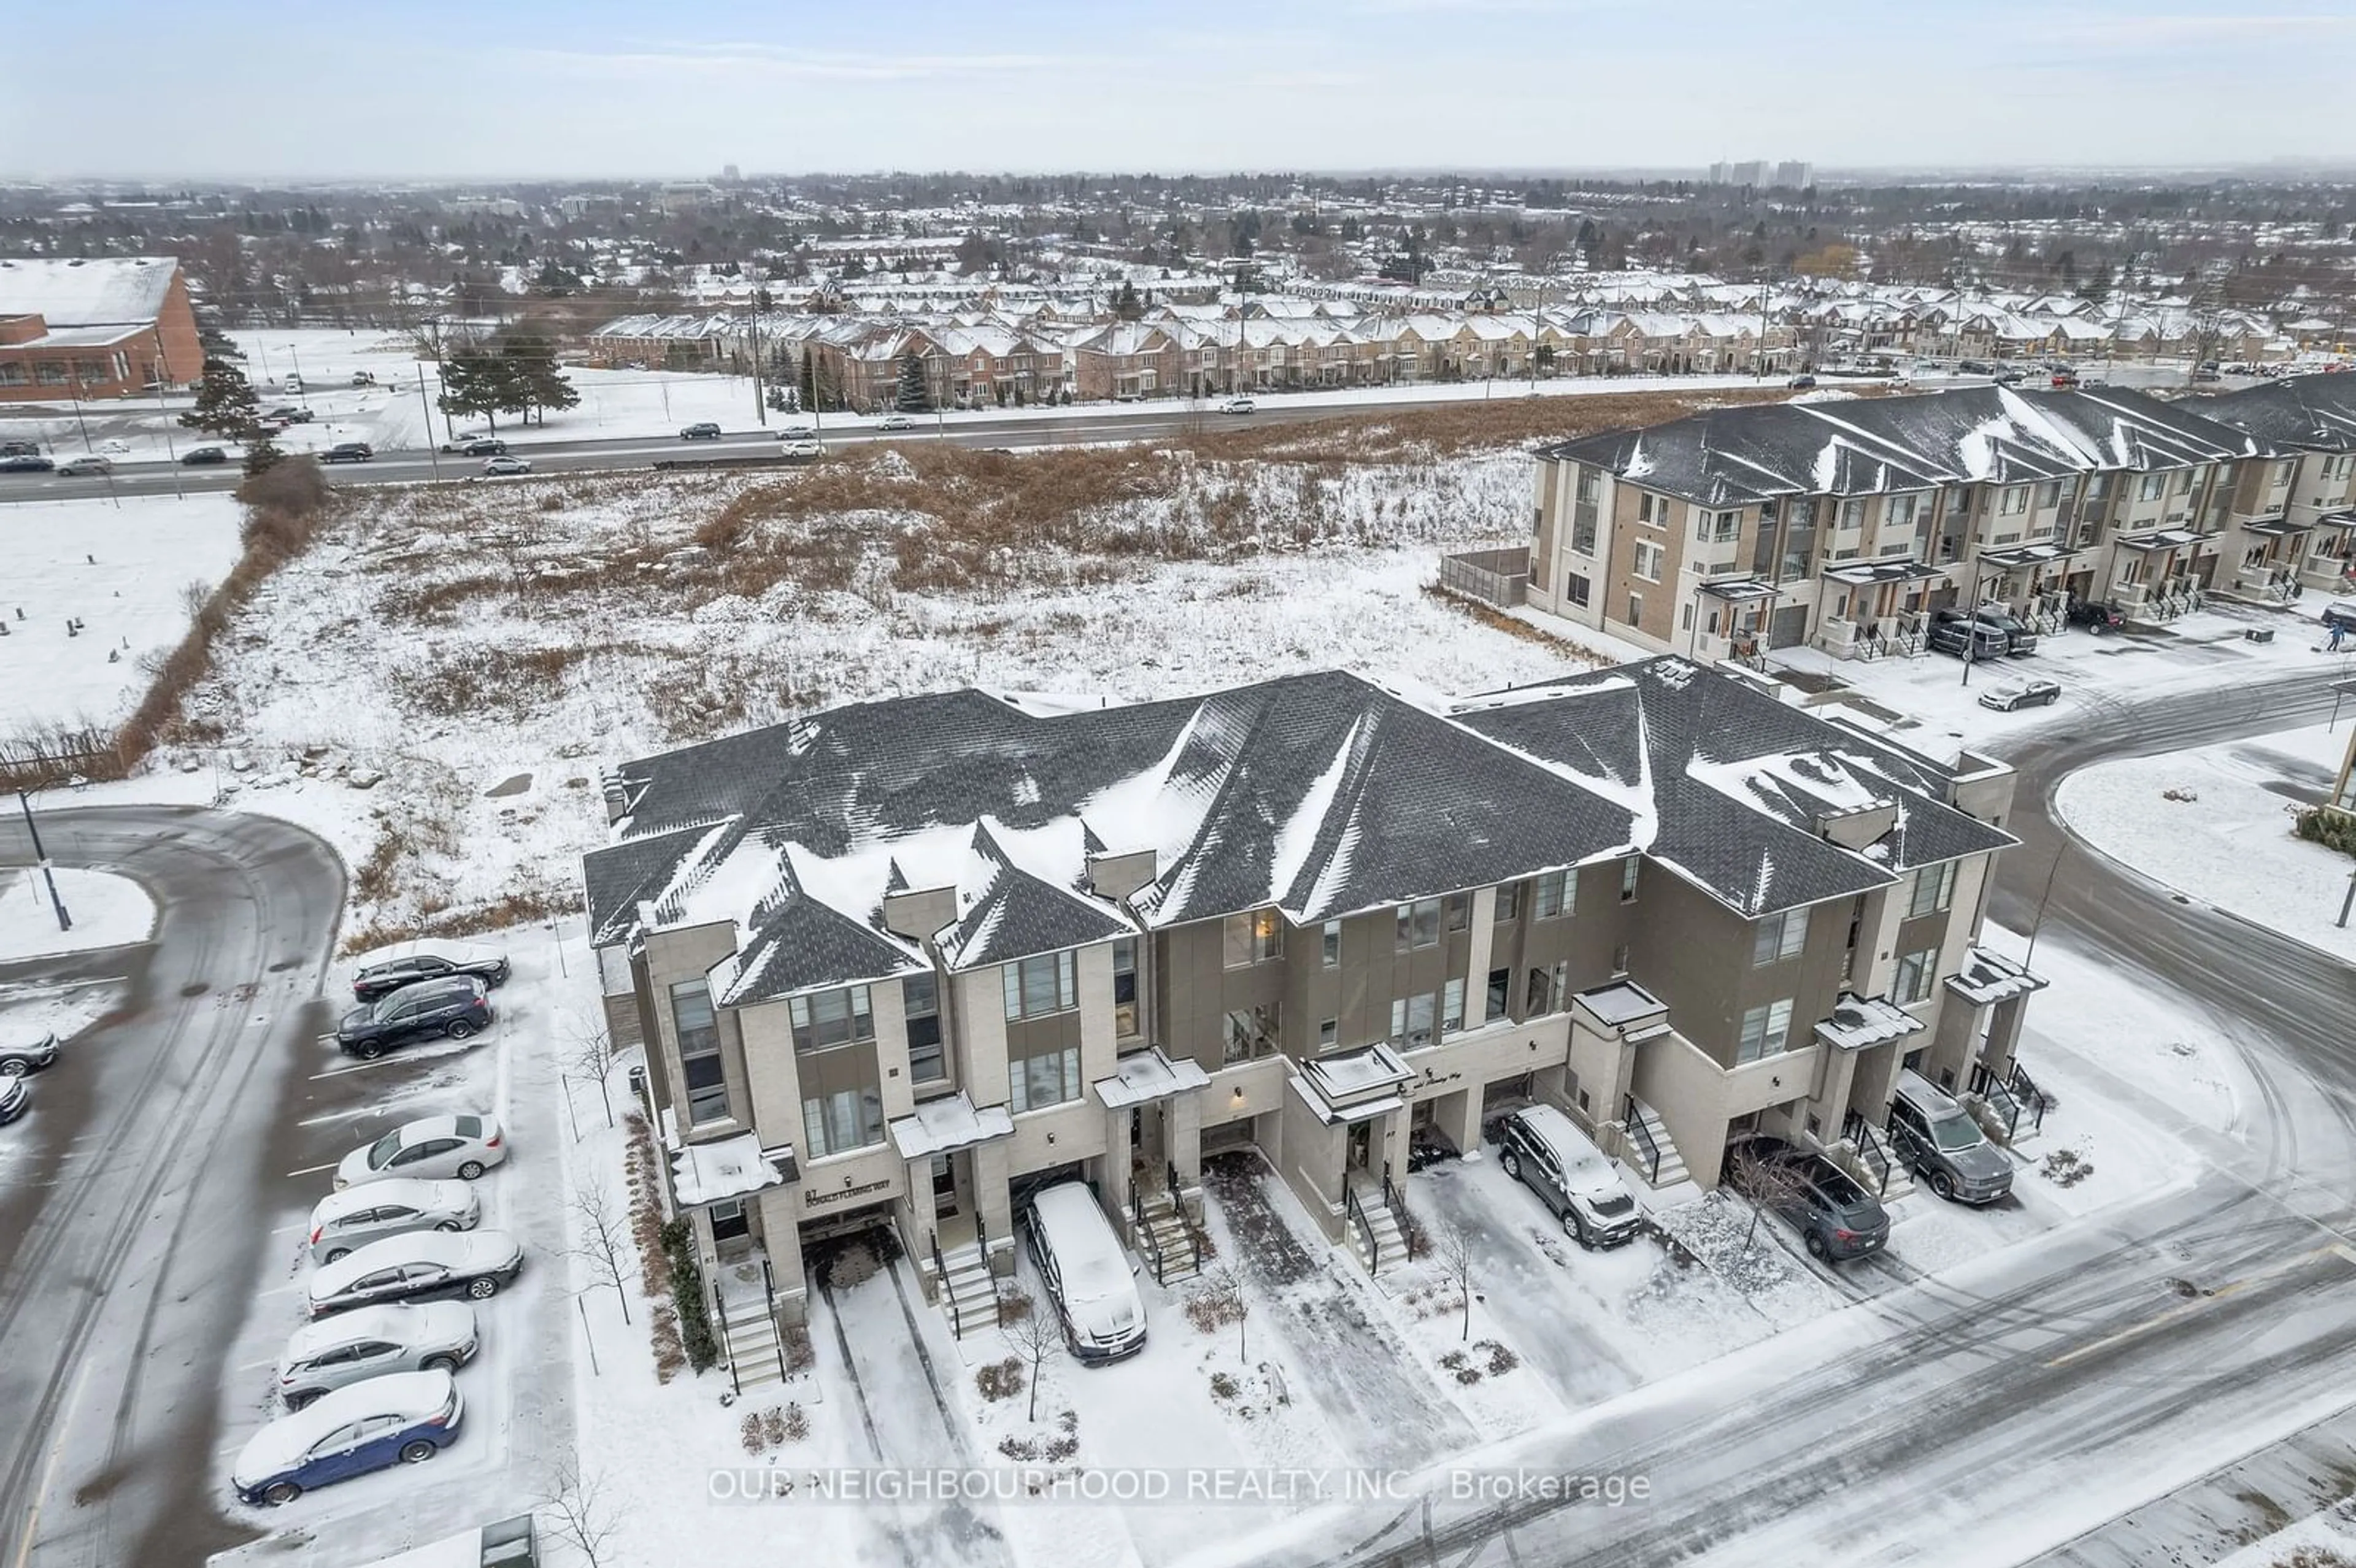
[1022,1181,1146,1364]
[0,1031,58,1077]
[308,1177,481,1263]
[334,1114,507,1189]
[232,1369,463,1505]
[0,1076,26,1125]
[305,1229,522,1318]
[276,1302,478,1409]
[1495,1104,1643,1247]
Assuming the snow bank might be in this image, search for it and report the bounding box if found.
[0,867,153,959]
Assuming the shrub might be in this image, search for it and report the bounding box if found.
[741,1412,765,1453]
[2293,805,2356,858]
[1209,1371,1239,1401]
[976,1357,1026,1402]
[236,454,331,517]
[660,1218,719,1371]
[779,1402,809,1442]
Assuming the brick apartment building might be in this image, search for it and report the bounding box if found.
[583,659,2041,1354]
[0,256,202,402]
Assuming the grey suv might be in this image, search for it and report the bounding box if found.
[1496,1104,1643,1248]
[1729,1134,1890,1262]
[1886,1070,2013,1204]
[1967,605,2039,655]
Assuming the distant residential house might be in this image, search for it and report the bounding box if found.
[584,313,739,369]
[1071,322,1183,400]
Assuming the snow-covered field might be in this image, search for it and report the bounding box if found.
[2055,721,2356,964]
[0,494,244,734]
[0,867,154,959]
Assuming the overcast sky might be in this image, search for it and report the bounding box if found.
[6,1,2350,181]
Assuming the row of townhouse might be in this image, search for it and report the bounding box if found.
[1517,380,2356,664]
[582,659,2041,1343]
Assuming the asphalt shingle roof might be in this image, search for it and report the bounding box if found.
[2195,372,2356,453]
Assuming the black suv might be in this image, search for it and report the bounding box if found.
[679,422,722,440]
[322,442,375,463]
[181,445,229,466]
[336,977,493,1059]
[1727,1134,1890,1262]
[0,453,54,474]
[353,947,512,1003]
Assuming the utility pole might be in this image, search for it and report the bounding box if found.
[748,272,768,427]
[150,328,183,499]
[415,366,442,480]
[15,790,71,933]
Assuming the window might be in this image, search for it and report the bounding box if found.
[1895,947,1939,1004]
[1904,861,1958,919]
[790,984,874,1053]
[1111,939,1139,1037]
[1395,897,1442,950]
[2138,472,2165,502]
[1888,493,1918,529]
[1736,999,1794,1063]
[1496,885,1522,923]
[1637,492,1658,525]
[35,362,69,386]
[1626,593,1642,626]
[1441,978,1465,1034]
[1318,1017,1338,1048]
[903,974,945,1083]
[1525,961,1568,1017]
[1390,992,1438,1048]
[1620,857,1641,903]
[1444,893,1471,932]
[803,1086,884,1157]
[1752,907,1808,966]
[1002,952,1077,1019]
[1321,919,1341,967]
[1223,1003,1280,1064]
[1224,909,1283,967]
[2176,467,2196,494]
[1008,1044,1082,1113]
[2000,485,2028,515]
[1577,469,1600,504]
[2038,482,2063,509]
[1839,498,1865,529]
[1533,868,1577,919]
[1566,571,1592,607]
[671,980,731,1125]
[1485,967,1510,1023]
[1632,540,1665,582]
[1698,510,1738,543]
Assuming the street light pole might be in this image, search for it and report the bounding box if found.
[15,789,72,933]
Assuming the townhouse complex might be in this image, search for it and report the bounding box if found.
[583,658,2041,1341]
[1511,377,2356,663]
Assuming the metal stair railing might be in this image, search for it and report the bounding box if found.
[1623,1094,1661,1185]
[1342,1183,1380,1278]
[931,1232,964,1340]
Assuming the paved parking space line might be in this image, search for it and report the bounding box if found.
[236,1357,279,1372]
[285,1160,339,1177]
[309,1056,402,1079]
[296,1105,386,1128]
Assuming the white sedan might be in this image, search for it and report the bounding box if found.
[334,1114,507,1190]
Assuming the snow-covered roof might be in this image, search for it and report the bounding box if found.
[1944,945,2049,1007]
[1094,1048,1214,1110]
[1573,978,1668,1029]
[1543,385,2273,508]
[232,1371,452,1487]
[890,1093,1015,1159]
[0,256,179,325]
[1812,992,1927,1051]
[1296,1042,1414,1107]
[669,1133,795,1207]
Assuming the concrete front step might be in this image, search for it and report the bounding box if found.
[1624,1097,1692,1190]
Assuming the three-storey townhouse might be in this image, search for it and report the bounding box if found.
[2196,374,2356,594]
[587,660,2039,1343]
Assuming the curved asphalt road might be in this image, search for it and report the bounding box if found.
[0,807,342,1568]
[1226,664,2356,1568]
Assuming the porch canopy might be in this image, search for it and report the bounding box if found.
[2239,518,2312,539]
[1822,559,1946,587]
[1290,1041,1415,1125]
[1696,577,1780,604]
[2115,527,2202,551]
[890,1091,1015,1160]
[1812,992,1926,1052]
[2313,510,2356,531]
[1944,945,2049,1007]
[1977,542,2082,572]
[670,1132,798,1209]
[1094,1047,1213,1109]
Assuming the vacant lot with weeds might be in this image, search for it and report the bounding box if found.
[167,391,1739,932]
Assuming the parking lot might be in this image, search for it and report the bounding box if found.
[204,932,574,1566]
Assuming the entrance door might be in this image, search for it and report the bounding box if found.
[931,1154,960,1219]
[1345,1120,1374,1177]
[710,1199,752,1256]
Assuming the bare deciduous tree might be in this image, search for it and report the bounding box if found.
[572,1180,633,1325]
[1434,1216,1476,1342]
[559,1011,615,1136]
[1725,1140,1812,1255]
[1204,1264,1249,1361]
[541,1456,622,1568]
[999,1287,1057,1424]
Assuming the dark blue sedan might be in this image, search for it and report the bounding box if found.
[231,1369,464,1505]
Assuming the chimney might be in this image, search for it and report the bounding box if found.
[1085,847,1158,904]
[600,771,631,825]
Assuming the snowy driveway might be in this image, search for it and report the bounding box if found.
[1200,1153,1474,1469]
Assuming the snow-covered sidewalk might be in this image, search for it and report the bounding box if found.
[2055,720,2356,964]
[0,866,153,959]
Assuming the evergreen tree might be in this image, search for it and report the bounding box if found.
[1113,280,1144,321]
[495,332,579,426]
[895,352,930,412]
[799,352,820,413]
[179,357,280,473]
[437,349,510,431]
